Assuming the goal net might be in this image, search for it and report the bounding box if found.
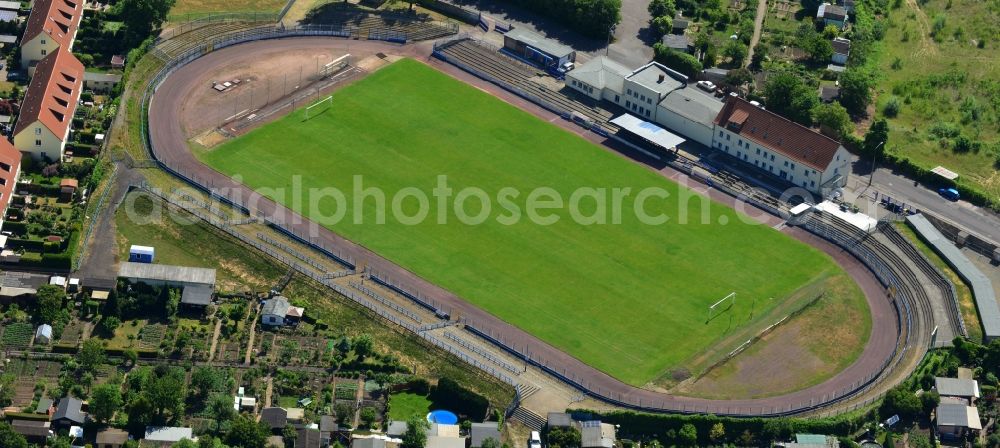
[304,95,333,120]
[706,292,736,323]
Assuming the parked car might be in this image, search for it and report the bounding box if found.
[938,188,960,201]
[696,80,715,92]
[529,431,542,448]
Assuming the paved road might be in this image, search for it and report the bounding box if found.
[146,37,900,415]
[847,157,1000,245]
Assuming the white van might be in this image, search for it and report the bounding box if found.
[529,431,542,448]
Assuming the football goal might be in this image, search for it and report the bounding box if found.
[304,95,333,120]
[706,292,736,323]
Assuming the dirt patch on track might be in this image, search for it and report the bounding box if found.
[179,46,377,138]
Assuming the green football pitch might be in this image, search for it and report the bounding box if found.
[202,59,857,386]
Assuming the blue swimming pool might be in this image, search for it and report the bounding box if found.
[427,410,458,425]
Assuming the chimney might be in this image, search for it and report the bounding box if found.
[658,73,665,83]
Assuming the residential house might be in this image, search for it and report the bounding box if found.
[662,34,693,54]
[51,396,85,427]
[580,421,616,448]
[469,422,502,448]
[10,420,52,444]
[831,37,851,65]
[936,401,982,441]
[0,138,21,231]
[427,424,465,448]
[816,3,848,29]
[95,428,129,448]
[262,295,304,326]
[935,377,980,404]
[712,96,851,194]
[261,407,288,432]
[12,49,84,162]
[144,426,196,447]
[819,86,840,103]
[83,71,122,93]
[297,427,323,448]
[672,17,690,34]
[20,0,83,70]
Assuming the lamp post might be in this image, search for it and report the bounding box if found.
[867,140,885,188]
[605,24,616,56]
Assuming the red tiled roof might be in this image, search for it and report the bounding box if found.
[714,96,843,170]
[21,0,82,51]
[59,178,77,188]
[14,49,84,139]
[0,138,20,212]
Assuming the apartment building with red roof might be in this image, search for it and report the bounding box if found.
[20,0,83,71]
[0,138,21,232]
[712,96,850,194]
[13,49,84,161]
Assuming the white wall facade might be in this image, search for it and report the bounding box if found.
[712,126,850,194]
[656,104,714,147]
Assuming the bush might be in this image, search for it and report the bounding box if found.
[883,96,901,117]
[652,43,702,78]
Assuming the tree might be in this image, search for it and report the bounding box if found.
[813,102,853,139]
[678,423,698,447]
[651,15,674,37]
[335,402,353,426]
[648,0,676,18]
[360,407,378,428]
[123,349,139,366]
[207,393,235,431]
[225,415,269,448]
[145,366,185,421]
[709,422,726,444]
[763,72,818,125]
[838,68,874,115]
[863,118,889,156]
[546,426,581,448]
[36,284,65,324]
[172,440,198,448]
[481,438,501,448]
[804,35,834,63]
[653,43,703,77]
[190,367,224,399]
[99,316,121,336]
[402,415,430,448]
[118,0,176,45]
[282,425,298,448]
[725,68,753,87]
[921,390,940,414]
[880,386,922,420]
[353,334,375,360]
[723,40,748,65]
[91,383,123,423]
[0,421,29,448]
[78,338,106,373]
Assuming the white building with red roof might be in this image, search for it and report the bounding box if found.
[13,49,84,162]
[712,96,850,194]
[20,0,83,71]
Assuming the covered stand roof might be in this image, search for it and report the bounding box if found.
[610,114,686,149]
[504,27,574,58]
[907,214,1000,340]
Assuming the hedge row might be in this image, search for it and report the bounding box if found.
[569,408,875,446]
